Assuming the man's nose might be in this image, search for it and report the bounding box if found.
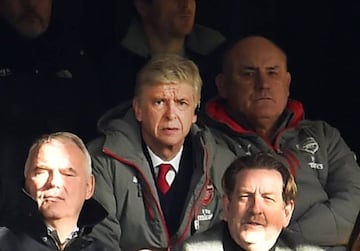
[249,195,263,214]
[255,72,270,89]
[165,103,177,120]
[48,171,63,188]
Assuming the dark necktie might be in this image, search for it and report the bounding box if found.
[157,163,173,194]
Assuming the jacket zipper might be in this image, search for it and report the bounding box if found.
[171,145,210,248]
[103,148,171,245]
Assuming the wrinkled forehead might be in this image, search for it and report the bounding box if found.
[235,168,284,192]
[29,139,77,163]
[30,139,65,161]
[139,81,196,100]
[142,81,195,98]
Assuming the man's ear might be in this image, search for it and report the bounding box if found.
[194,105,200,115]
[85,175,95,199]
[222,194,230,222]
[286,72,291,98]
[191,105,198,124]
[132,98,142,122]
[215,73,226,99]
[282,200,295,228]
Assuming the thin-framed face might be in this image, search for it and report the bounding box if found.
[137,0,195,38]
[0,0,52,38]
[25,139,94,226]
[216,37,291,126]
[222,168,294,250]
[133,82,197,159]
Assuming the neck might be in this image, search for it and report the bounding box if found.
[225,107,278,140]
[46,218,78,244]
[252,119,277,140]
[146,142,183,161]
[143,25,185,55]
[154,146,182,161]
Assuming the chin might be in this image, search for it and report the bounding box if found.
[40,210,63,221]
[15,18,48,38]
[17,27,46,38]
[242,229,266,244]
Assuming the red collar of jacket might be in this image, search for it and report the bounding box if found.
[205,99,305,134]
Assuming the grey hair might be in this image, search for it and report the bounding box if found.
[135,53,203,107]
[24,132,92,177]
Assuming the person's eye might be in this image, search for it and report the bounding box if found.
[264,196,276,202]
[178,100,189,106]
[61,169,76,177]
[155,99,164,105]
[34,169,47,176]
[268,70,279,76]
[238,194,250,201]
[240,71,255,77]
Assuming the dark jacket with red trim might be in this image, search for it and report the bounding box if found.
[200,98,360,249]
[87,101,237,251]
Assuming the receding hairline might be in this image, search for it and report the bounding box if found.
[134,54,202,106]
[222,35,288,72]
[24,132,92,178]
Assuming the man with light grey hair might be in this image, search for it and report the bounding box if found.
[0,132,115,250]
[88,54,237,250]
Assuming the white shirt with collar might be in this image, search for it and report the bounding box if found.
[147,146,183,186]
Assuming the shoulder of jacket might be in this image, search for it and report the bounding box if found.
[186,24,226,56]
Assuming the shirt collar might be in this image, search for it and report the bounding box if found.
[147,145,183,174]
[47,225,79,249]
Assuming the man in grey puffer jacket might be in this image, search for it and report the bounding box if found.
[200,35,360,250]
[87,54,237,251]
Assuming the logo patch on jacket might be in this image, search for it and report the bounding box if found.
[298,137,324,170]
[202,181,214,206]
[299,137,319,154]
[194,208,214,230]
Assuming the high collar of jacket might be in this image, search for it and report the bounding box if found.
[121,17,226,58]
[204,98,305,134]
[0,16,72,68]
[96,101,209,165]
[96,100,152,160]
[3,188,107,237]
[97,100,136,134]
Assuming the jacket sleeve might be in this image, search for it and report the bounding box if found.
[87,138,122,251]
[292,122,360,246]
